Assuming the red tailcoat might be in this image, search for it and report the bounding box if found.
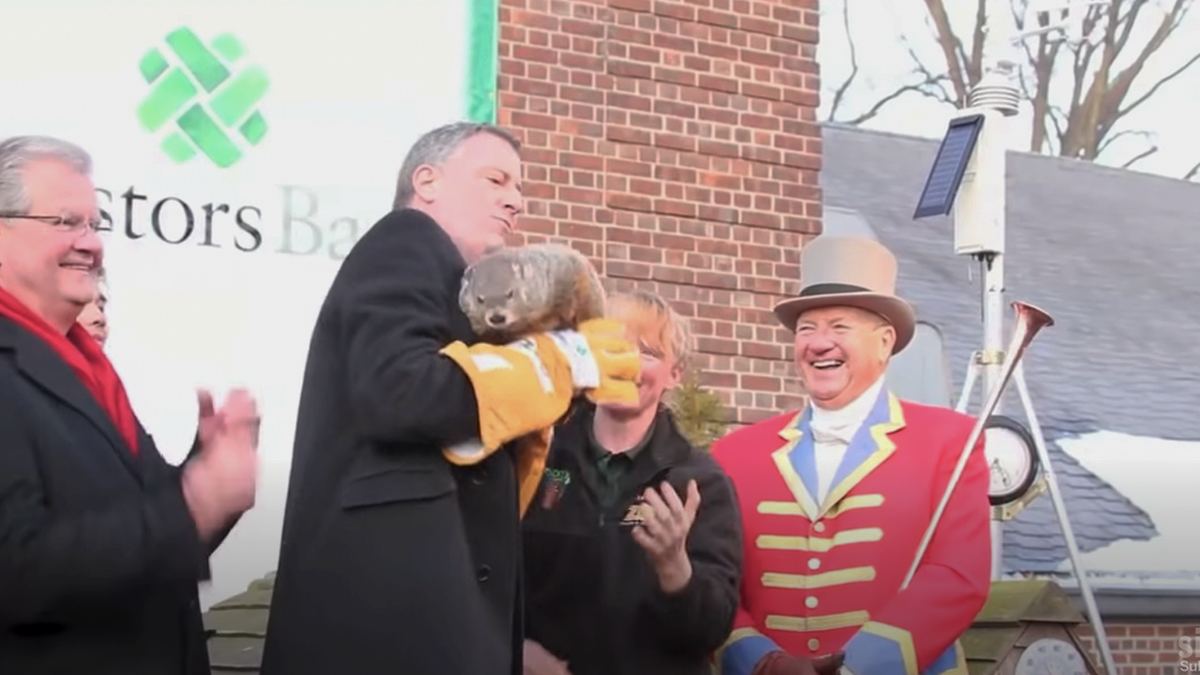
[710,389,991,675]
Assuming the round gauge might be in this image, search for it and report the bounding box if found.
[1015,637,1088,675]
[983,414,1039,506]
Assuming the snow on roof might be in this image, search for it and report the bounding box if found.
[1053,430,1200,582]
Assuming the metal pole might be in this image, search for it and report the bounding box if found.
[982,255,1007,581]
[979,0,1014,582]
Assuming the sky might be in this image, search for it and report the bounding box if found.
[815,0,1200,181]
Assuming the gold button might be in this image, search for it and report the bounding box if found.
[806,596,818,608]
[808,638,820,651]
[813,522,826,532]
[808,558,820,570]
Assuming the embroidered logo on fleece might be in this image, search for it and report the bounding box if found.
[541,468,571,509]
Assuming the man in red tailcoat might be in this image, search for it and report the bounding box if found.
[711,235,992,675]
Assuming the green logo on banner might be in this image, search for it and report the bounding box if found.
[136,27,269,168]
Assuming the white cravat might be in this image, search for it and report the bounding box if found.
[809,377,885,504]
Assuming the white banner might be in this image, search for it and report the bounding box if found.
[0,0,495,608]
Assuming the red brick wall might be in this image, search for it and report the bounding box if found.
[1078,622,1200,675]
[496,0,823,425]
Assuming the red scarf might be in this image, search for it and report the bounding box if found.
[0,286,139,455]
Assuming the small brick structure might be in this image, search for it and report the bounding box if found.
[496,0,823,426]
[200,575,1200,675]
[1077,623,1200,675]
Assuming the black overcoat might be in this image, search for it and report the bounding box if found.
[0,316,223,675]
[259,209,523,675]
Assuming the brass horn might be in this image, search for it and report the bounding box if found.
[900,301,1055,589]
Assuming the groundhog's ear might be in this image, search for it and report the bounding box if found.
[458,270,472,301]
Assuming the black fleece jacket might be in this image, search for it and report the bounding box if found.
[521,403,744,675]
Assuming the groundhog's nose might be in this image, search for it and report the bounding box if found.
[487,312,508,327]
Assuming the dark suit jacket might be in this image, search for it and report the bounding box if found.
[0,315,229,675]
[259,209,523,675]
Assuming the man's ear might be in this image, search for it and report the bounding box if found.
[411,164,440,202]
[879,325,896,358]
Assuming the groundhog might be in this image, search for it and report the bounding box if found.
[451,243,609,517]
[458,243,607,343]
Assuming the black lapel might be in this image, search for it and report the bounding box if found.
[0,317,143,481]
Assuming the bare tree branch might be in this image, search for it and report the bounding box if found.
[1046,105,1068,155]
[833,37,956,126]
[1029,35,1063,153]
[1117,50,1200,118]
[1092,0,1194,148]
[1120,144,1158,169]
[831,0,1199,172]
[1096,128,1155,156]
[968,0,987,84]
[899,38,958,103]
[826,0,860,122]
[923,0,971,104]
[839,76,952,126]
[1113,0,1144,54]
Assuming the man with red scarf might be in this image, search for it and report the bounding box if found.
[0,135,259,675]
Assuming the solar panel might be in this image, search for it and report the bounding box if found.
[912,113,985,219]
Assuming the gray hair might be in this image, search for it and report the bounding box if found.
[0,135,93,216]
[392,122,520,209]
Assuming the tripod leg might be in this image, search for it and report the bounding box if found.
[955,354,1002,578]
[955,353,1003,578]
[955,355,980,414]
[1013,363,1118,675]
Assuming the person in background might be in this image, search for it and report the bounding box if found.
[259,121,640,675]
[710,235,991,675]
[0,134,259,674]
[521,289,743,675]
[79,266,108,347]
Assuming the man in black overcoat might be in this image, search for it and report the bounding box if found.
[259,122,641,675]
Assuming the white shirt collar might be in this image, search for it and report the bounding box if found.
[809,376,886,440]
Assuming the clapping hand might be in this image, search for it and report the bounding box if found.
[631,479,701,593]
[197,387,261,449]
[523,640,571,675]
[183,388,261,541]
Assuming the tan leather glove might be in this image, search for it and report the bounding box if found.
[440,319,640,466]
[513,427,554,518]
[752,651,845,675]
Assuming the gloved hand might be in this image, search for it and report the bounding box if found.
[751,651,845,675]
[439,319,640,465]
[546,318,642,405]
[514,427,554,518]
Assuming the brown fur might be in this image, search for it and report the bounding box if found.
[458,243,607,344]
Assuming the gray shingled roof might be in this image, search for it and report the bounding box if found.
[204,573,273,674]
[821,122,1200,573]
